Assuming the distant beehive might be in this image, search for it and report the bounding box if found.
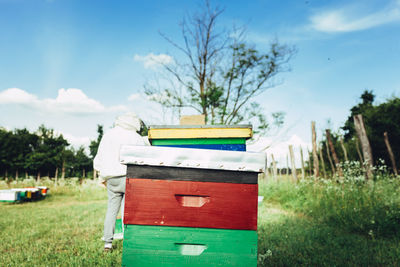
[0,187,49,203]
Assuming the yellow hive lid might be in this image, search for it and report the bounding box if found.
[148,125,253,139]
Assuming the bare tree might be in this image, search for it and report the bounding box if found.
[145,1,295,132]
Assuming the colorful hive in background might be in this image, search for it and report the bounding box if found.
[0,190,20,202]
[0,187,49,203]
[148,125,252,151]
[120,125,263,267]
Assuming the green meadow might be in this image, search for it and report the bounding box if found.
[1,173,400,266]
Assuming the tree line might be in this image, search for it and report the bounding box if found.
[0,125,103,180]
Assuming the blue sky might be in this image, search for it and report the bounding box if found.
[1,0,399,165]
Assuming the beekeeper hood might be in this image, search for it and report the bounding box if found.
[114,112,141,132]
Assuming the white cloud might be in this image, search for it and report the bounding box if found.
[0,88,38,104]
[310,1,400,33]
[247,134,311,168]
[133,53,173,69]
[128,93,141,101]
[0,88,128,115]
[61,132,92,150]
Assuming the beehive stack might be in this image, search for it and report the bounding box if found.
[148,125,252,151]
[120,125,263,266]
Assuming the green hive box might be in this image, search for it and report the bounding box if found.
[121,225,257,267]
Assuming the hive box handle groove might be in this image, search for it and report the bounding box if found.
[174,194,210,207]
[174,243,207,256]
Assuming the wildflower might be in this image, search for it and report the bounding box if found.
[368,230,374,238]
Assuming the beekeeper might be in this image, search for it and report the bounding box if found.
[94,112,149,252]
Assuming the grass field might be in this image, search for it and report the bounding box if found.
[1,176,400,266]
[0,179,122,267]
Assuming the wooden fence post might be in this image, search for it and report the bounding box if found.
[326,129,343,177]
[383,132,398,176]
[300,146,305,179]
[308,150,313,177]
[353,114,373,179]
[311,121,320,177]
[339,136,348,162]
[355,137,364,163]
[271,154,278,180]
[286,154,289,177]
[319,146,326,178]
[325,140,335,176]
[289,145,298,182]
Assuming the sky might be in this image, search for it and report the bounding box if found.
[0,0,399,167]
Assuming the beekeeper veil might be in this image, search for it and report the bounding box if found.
[114,112,142,132]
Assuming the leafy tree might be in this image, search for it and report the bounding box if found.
[343,90,375,140]
[13,128,38,178]
[145,1,294,133]
[0,125,100,179]
[89,124,103,159]
[62,148,75,178]
[342,91,400,170]
[0,128,13,178]
[25,125,69,179]
[74,146,92,178]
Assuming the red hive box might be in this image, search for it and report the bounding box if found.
[124,178,258,230]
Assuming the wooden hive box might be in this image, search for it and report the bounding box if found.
[120,145,264,266]
[122,225,257,267]
[148,125,252,151]
[124,178,258,230]
[0,190,20,202]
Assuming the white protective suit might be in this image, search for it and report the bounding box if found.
[93,112,149,247]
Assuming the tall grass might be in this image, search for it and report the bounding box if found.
[260,162,400,238]
[257,162,400,266]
